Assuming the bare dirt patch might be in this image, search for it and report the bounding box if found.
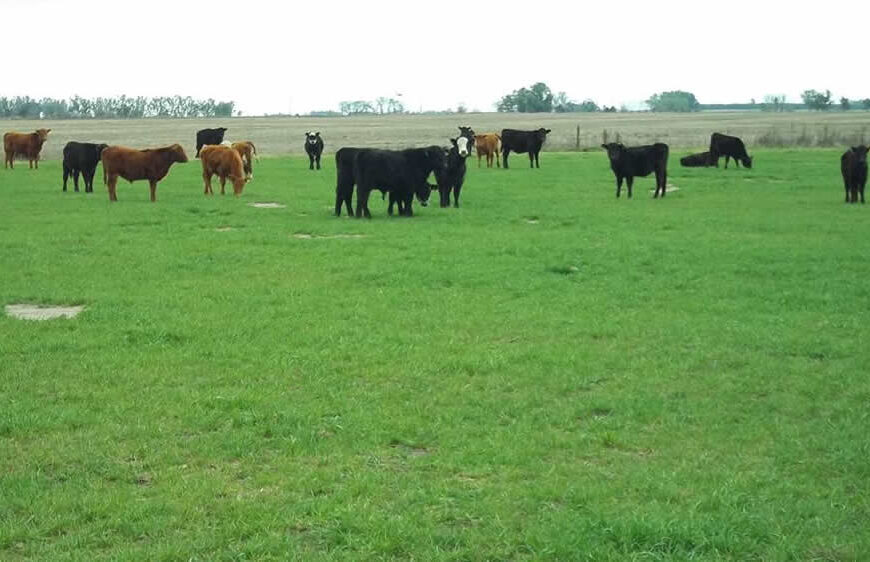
[292,233,367,240]
[249,202,286,209]
[650,184,681,193]
[215,226,234,232]
[6,304,85,320]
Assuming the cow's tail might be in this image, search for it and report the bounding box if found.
[495,134,502,155]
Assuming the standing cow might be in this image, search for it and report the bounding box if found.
[230,141,258,179]
[352,147,446,218]
[101,144,189,202]
[4,129,51,169]
[602,142,670,198]
[475,133,501,168]
[841,145,868,204]
[195,127,228,158]
[62,142,108,192]
[305,132,324,170]
[709,132,752,169]
[200,144,248,196]
[501,128,551,169]
[435,137,470,208]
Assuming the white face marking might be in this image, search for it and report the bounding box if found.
[456,136,469,157]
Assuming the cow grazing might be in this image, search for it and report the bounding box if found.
[230,141,258,179]
[434,138,469,208]
[601,142,670,198]
[305,132,324,170]
[709,132,752,169]
[4,129,51,169]
[474,133,501,168]
[841,145,869,204]
[101,144,189,202]
[680,151,718,168]
[195,127,228,158]
[501,128,551,169]
[62,142,108,192]
[352,147,447,218]
[200,144,248,196]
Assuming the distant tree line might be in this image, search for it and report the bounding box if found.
[337,97,404,115]
[0,95,236,119]
[497,82,618,113]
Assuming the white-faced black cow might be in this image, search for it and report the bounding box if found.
[501,128,551,169]
[305,131,324,170]
[602,142,670,198]
[62,141,108,193]
[680,151,718,168]
[458,126,475,154]
[434,138,469,208]
[352,147,447,218]
[709,132,752,169]
[841,145,869,204]
[195,127,228,158]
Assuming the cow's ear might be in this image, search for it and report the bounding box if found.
[316,132,320,136]
[546,129,552,134]
[601,144,608,149]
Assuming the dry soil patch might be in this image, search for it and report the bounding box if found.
[6,304,85,320]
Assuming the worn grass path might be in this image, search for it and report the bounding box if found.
[1,150,868,560]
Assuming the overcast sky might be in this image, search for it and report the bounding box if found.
[4,0,868,115]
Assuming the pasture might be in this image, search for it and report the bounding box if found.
[1,141,869,560]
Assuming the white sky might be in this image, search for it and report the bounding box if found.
[3,0,868,115]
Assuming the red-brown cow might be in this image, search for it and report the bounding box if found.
[4,128,51,169]
[101,144,188,202]
[200,144,248,196]
[474,133,501,168]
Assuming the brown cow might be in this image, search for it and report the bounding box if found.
[474,133,501,168]
[200,144,248,196]
[101,144,188,202]
[4,129,51,169]
[230,141,258,180]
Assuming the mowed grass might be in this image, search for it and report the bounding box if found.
[1,150,869,560]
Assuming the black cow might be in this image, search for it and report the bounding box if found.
[353,147,446,218]
[62,141,108,193]
[334,147,366,216]
[458,126,475,153]
[709,132,752,169]
[195,127,228,158]
[601,142,669,198]
[305,131,324,170]
[841,145,869,204]
[434,138,469,208]
[501,128,551,169]
[680,151,718,167]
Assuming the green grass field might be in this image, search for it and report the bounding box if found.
[1,150,869,560]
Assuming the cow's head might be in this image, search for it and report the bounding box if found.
[851,145,870,164]
[169,143,189,163]
[95,144,108,158]
[217,127,228,133]
[458,126,475,153]
[305,132,321,146]
[415,181,432,207]
[35,128,51,141]
[451,136,470,158]
[537,128,552,142]
[741,155,753,169]
[601,142,626,162]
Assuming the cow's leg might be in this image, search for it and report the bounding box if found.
[387,192,396,215]
[335,185,345,216]
[724,156,730,169]
[316,154,321,170]
[107,175,118,201]
[454,184,462,208]
[535,151,541,168]
[860,181,866,204]
[528,152,535,168]
[84,169,95,193]
[219,176,226,195]
[149,180,158,202]
[615,176,623,198]
[62,165,70,191]
[495,149,501,168]
[626,176,634,199]
[477,153,482,168]
[658,167,667,198]
[503,149,510,169]
[355,187,370,219]
[203,173,213,195]
[309,153,314,170]
[72,170,81,192]
[844,178,851,203]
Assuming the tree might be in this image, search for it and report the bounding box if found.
[762,94,787,112]
[801,89,832,111]
[339,100,375,115]
[863,98,870,110]
[646,91,700,112]
[840,97,851,111]
[497,82,554,113]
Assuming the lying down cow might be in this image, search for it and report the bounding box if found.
[680,151,718,167]
[602,142,670,198]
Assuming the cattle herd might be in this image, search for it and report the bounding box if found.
[2,125,869,209]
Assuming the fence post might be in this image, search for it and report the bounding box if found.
[576,125,580,150]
